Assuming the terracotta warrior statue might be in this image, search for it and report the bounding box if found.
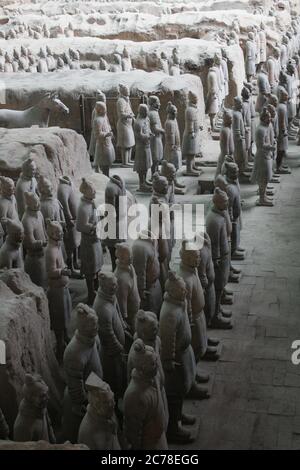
[14,374,55,443]
[215,109,234,178]
[148,95,165,177]
[16,156,39,220]
[116,84,135,167]
[159,51,169,74]
[89,90,106,160]
[198,232,215,327]
[245,32,256,82]
[267,53,279,92]
[164,102,182,171]
[45,220,72,364]
[12,48,20,72]
[221,48,229,99]
[22,192,47,288]
[182,91,202,176]
[178,239,220,366]
[124,338,168,450]
[159,271,197,444]
[57,176,80,275]
[121,46,132,72]
[37,47,49,73]
[0,219,24,269]
[99,57,108,71]
[133,103,152,193]
[243,82,256,161]
[93,272,128,402]
[256,64,271,114]
[78,372,120,450]
[38,176,65,226]
[103,175,127,271]
[241,86,252,168]
[110,53,122,73]
[0,176,19,236]
[259,23,267,64]
[224,162,244,259]
[132,230,162,316]
[232,97,247,176]
[4,53,13,73]
[94,101,115,177]
[251,108,275,206]
[76,178,103,305]
[62,303,102,443]
[206,57,219,131]
[149,174,171,290]
[206,188,233,329]
[276,87,290,174]
[114,242,140,332]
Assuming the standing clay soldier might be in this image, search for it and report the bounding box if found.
[221,48,229,99]
[215,109,234,177]
[224,162,244,259]
[267,54,279,92]
[159,272,196,444]
[164,102,182,171]
[280,36,289,69]
[114,243,140,331]
[124,339,168,450]
[63,303,102,443]
[198,233,215,327]
[93,272,127,401]
[133,104,153,192]
[277,87,290,174]
[178,240,219,363]
[232,97,247,176]
[99,57,108,70]
[251,108,275,206]
[259,23,267,64]
[0,176,19,236]
[149,175,171,290]
[244,82,256,160]
[132,230,162,316]
[169,54,180,76]
[148,95,165,176]
[110,54,122,73]
[20,46,29,71]
[78,373,120,450]
[45,220,72,363]
[116,84,135,167]
[15,156,39,220]
[241,86,252,167]
[14,374,55,443]
[158,51,168,74]
[206,58,219,131]
[206,188,233,329]
[94,102,115,176]
[0,219,24,269]
[245,32,257,82]
[22,192,47,289]
[182,91,202,176]
[121,46,132,72]
[76,178,103,305]
[12,48,20,72]
[4,53,13,73]
[37,48,48,73]
[46,46,56,71]
[38,176,65,226]
[28,55,37,73]
[57,176,80,274]
[256,65,271,113]
[89,90,106,160]
[103,175,126,270]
